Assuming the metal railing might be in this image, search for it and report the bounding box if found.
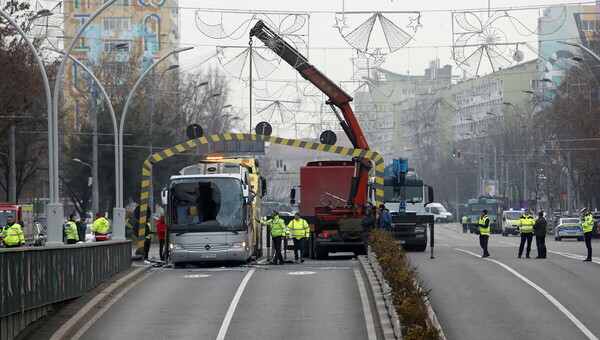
[0,241,131,318]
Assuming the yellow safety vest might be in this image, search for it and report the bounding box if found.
[64,221,80,241]
[261,216,286,237]
[478,216,490,236]
[518,215,535,234]
[92,217,110,240]
[582,214,594,233]
[287,218,310,239]
[2,223,25,246]
[462,216,468,224]
[145,222,152,240]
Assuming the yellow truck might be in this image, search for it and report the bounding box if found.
[210,157,267,257]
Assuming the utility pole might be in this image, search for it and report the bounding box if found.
[9,125,16,203]
[567,150,574,215]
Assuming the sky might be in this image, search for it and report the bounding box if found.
[173,0,588,138]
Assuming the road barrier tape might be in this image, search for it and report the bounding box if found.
[136,133,385,249]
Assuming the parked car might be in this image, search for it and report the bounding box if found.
[592,212,600,239]
[84,223,95,243]
[33,221,46,246]
[554,217,583,241]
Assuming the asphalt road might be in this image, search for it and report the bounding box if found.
[407,223,600,340]
[77,253,377,340]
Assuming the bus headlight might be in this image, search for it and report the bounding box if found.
[170,243,184,250]
[232,241,246,248]
[414,226,426,233]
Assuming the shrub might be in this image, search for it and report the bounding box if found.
[369,229,440,339]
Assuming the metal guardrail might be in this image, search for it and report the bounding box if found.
[0,241,131,318]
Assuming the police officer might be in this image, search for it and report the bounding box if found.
[580,207,594,262]
[92,212,110,241]
[461,215,469,233]
[533,211,547,259]
[287,212,310,263]
[517,209,535,258]
[478,209,491,258]
[143,222,153,260]
[64,214,80,244]
[257,211,286,265]
[2,216,25,248]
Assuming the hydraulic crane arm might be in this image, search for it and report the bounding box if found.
[250,20,370,151]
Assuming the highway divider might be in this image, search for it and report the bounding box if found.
[367,229,441,340]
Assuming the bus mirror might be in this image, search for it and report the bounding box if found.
[290,188,296,200]
[427,186,434,204]
[161,188,168,205]
[242,184,250,198]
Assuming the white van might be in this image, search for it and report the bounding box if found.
[423,203,453,223]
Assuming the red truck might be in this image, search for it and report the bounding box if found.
[251,21,372,259]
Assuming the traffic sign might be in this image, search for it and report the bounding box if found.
[319,130,337,145]
[186,124,203,139]
[255,121,272,136]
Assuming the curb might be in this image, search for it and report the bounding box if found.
[49,267,150,340]
[359,254,397,339]
[413,278,446,340]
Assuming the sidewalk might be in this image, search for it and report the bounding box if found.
[131,241,163,261]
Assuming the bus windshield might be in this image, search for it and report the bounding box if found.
[470,204,498,214]
[169,178,244,232]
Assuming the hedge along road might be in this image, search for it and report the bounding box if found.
[406,222,600,340]
[76,258,380,340]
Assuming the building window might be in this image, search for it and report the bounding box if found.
[581,20,599,32]
[105,0,130,6]
[102,40,130,53]
[102,17,130,31]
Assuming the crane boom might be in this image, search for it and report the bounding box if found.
[250,20,370,151]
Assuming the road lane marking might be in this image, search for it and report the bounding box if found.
[455,248,598,340]
[183,274,213,278]
[216,268,256,340]
[548,251,599,264]
[286,271,317,275]
[354,269,377,340]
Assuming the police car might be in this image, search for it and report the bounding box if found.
[554,217,583,241]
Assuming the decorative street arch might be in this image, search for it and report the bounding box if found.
[135,133,385,249]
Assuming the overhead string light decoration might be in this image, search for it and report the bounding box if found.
[451,7,567,77]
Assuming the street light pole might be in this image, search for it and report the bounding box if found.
[46,48,120,222]
[116,46,193,241]
[0,8,56,244]
[73,158,93,210]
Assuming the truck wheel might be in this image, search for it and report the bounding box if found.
[414,244,427,252]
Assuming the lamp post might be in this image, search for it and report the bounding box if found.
[46,48,120,220]
[116,46,194,241]
[0,6,65,245]
[557,40,600,63]
[148,64,180,223]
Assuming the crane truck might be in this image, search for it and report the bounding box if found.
[250,20,372,259]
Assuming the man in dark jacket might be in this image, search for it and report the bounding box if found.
[533,211,547,259]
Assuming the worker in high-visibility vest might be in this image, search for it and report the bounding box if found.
[287,212,310,263]
[143,222,153,261]
[257,211,286,265]
[64,214,80,244]
[1,215,25,248]
[580,207,594,262]
[461,215,469,233]
[517,209,535,258]
[477,209,491,258]
[92,212,110,241]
